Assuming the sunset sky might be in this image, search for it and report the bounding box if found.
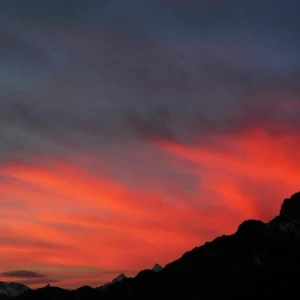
[1,0,300,289]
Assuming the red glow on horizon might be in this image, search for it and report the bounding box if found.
[0,127,299,288]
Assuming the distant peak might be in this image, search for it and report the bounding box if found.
[96,272,127,290]
[152,263,163,272]
[111,273,126,284]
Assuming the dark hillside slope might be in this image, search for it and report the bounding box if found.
[9,192,300,299]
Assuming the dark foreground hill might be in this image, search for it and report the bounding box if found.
[4,192,300,300]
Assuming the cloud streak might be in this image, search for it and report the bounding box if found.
[0,270,46,278]
[0,270,59,287]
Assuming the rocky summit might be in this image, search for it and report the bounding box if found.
[280,192,300,221]
[3,192,300,300]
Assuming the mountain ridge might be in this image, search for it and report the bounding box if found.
[2,191,300,299]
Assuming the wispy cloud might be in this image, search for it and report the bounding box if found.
[0,270,46,278]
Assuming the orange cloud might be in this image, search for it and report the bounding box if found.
[0,126,299,288]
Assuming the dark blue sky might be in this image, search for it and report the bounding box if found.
[1,0,300,163]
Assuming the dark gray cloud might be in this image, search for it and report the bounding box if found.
[0,0,299,162]
[0,270,46,278]
[0,28,49,64]
[0,270,59,286]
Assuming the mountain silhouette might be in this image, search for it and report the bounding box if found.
[3,192,300,299]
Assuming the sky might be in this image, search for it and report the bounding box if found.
[0,0,300,289]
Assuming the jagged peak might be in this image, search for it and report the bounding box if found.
[111,273,126,284]
[152,263,163,272]
[97,272,127,290]
[280,192,300,221]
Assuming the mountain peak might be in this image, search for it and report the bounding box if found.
[280,191,300,221]
[111,273,126,284]
[152,263,163,272]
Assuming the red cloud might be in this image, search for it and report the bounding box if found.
[0,126,299,288]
